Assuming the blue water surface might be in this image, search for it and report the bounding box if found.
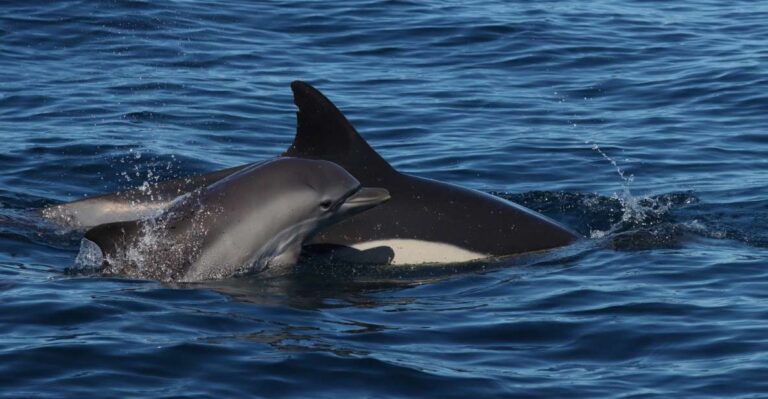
[2,1,768,397]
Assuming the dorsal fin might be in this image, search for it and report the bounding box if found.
[84,220,143,260]
[283,81,396,182]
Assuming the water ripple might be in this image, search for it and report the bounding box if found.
[2,0,768,397]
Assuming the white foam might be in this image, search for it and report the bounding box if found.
[74,238,104,271]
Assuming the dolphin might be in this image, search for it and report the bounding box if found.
[44,81,580,265]
[286,82,580,264]
[81,157,390,281]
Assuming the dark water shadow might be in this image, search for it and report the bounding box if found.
[176,239,599,309]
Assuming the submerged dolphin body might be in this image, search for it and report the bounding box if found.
[45,81,579,265]
[82,158,389,281]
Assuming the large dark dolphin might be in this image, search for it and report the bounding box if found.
[286,82,580,264]
[81,157,390,281]
[44,81,580,265]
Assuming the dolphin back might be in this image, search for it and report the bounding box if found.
[42,163,253,229]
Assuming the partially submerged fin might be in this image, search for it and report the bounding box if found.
[284,81,396,182]
[83,218,194,281]
[84,219,144,261]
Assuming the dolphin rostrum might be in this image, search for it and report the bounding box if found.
[81,157,389,281]
[45,81,579,265]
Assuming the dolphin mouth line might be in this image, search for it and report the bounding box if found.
[339,186,390,211]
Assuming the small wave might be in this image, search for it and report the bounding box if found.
[498,185,768,253]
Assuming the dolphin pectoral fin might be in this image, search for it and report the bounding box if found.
[261,245,303,277]
[284,81,396,181]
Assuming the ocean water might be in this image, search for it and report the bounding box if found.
[2,0,768,397]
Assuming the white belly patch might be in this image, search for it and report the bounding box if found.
[349,239,489,265]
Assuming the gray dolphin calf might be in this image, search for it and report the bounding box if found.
[44,81,579,265]
[81,157,390,281]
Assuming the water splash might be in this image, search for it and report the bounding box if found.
[97,198,209,282]
[73,238,104,271]
[585,142,677,239]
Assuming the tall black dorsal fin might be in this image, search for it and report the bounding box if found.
[284,81,396,182]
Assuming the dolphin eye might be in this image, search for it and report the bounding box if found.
[320,200,333,210]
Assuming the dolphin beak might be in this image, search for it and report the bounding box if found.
[340,187,390,214]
